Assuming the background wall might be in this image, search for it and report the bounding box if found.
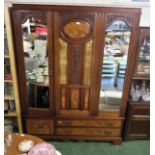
[5,0,150,27]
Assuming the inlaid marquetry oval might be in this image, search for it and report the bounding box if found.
[63,20,91,39]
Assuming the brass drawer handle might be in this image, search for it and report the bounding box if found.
[58,121,71,126]
[104,131,112,136]
[64,122,71,126]
[35,123,49,129]
[58,121,62,125]
[63,130,70,135]
[106,123,114,127]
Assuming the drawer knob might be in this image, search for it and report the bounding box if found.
[106,123,113,127]
[58,121,62,125]
[64,130,70,135]
[104,131,112,136]
[64,122,71,126]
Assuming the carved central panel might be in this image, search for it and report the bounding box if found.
[71,46,82,83]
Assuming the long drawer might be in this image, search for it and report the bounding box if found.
[56,127,121,137]
[26,119,54,135]
[56,119,122,128]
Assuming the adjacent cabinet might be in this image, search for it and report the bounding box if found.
[123,27,150,140]
[11,4,141,144]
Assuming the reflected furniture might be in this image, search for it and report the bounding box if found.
[123,27,150,140]
[11,4,141,144]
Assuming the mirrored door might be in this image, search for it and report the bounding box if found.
[99,20,131,111]
[22,17,49,109]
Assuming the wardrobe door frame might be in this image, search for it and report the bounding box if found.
[53,10,98,117]
[95,11,141,117]
[11,8,54,117]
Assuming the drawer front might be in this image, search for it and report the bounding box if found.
[131,104,150,115]
[56,119,121,128]
[26,119,54,135]
[56,128,121,137]
[129,120,150,135]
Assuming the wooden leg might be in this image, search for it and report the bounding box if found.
[113,139,122,145]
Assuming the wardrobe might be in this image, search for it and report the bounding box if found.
[11,4,141,144]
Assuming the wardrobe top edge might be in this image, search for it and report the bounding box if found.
[11,4,141,14]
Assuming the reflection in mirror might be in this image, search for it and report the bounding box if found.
[99,20,131,111]
[22,17,49,109]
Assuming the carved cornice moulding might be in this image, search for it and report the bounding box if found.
[5,0,149,7]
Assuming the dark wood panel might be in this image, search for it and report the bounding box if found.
[67,44,84,84]
[123,103,150,140]
[127,120,150,139]
[26,119,54,135]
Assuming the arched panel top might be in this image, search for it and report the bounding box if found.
[106,20,131,32]
[106,13,135,27]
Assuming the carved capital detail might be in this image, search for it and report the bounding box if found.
[60,12,96,25]
[19,11,47,24]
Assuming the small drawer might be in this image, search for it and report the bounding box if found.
[132,105,150,115]
[26,119,54,135]
[56,127,121,137]
[56,119,121,128]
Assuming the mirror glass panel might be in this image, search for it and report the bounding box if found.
[22,17,49,109]
[99,20,131,111]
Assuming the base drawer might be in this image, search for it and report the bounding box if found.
[56,119,121,128]
[26,119,54,135]
[56,127,121,137]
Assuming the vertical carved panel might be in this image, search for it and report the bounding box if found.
[68,45,83,84]
[61,87,67,109]
[71,88,80,109]
[59,39,67,84]
[83,40,93,85]
[84,88,90,110]
[72,47,81,81]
